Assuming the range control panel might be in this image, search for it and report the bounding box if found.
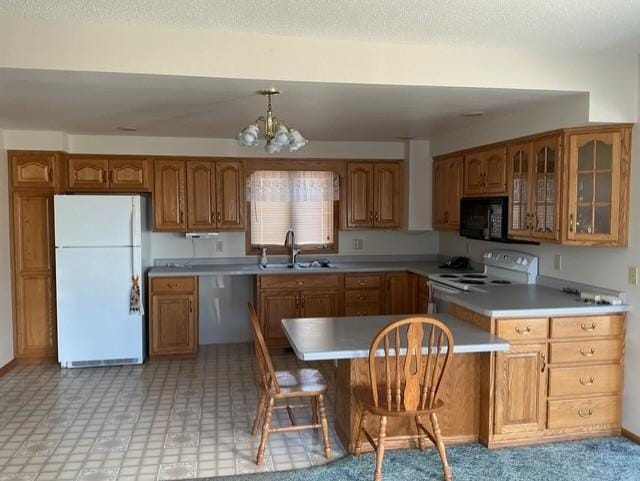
[482,249,539,276]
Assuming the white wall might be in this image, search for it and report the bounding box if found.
[0,130,14,368]
[436,58,640,435]
[0,18,637,123]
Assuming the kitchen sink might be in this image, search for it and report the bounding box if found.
[259,260,336,270]
[259,264,293,270]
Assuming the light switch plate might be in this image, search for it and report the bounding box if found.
[216,240,224,252]
[554,254,562,271]
[629,266,638,286]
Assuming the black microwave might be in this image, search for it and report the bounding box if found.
[460,196,509,242]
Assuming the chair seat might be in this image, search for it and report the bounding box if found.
[269,368,328,397]
[353,384,444,416]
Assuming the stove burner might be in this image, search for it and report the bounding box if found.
[490,280,512,284]
[439,274,460,278]
[463,274,488,279]
[460,280,486,285]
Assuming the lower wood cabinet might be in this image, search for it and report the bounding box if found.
[257,274,342,349]
[385,272,417,314]
[416,276,430,313]
[150,277,198,358]
[344,274,384,316]
[494,343,548,435]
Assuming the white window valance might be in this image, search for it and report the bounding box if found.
[246,170,340,203]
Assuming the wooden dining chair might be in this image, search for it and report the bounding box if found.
[354,317,455,481]
[247,303,332,465]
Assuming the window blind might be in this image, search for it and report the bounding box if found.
[248,171,337,247]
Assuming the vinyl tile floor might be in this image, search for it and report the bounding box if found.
[0,344,346,480]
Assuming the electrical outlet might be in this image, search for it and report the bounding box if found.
[216,240,224,253]
[629,266,638,286]
[554,254,562,271]
[352,239,363,250]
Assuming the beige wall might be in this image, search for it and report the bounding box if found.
[436,57,640,434]
[0,18,637,123]
[0,130,14,368]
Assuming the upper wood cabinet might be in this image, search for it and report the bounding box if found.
[67,155,151,192]
[508,135,561,241]
[186,160,216,230]
[215,161,245,230]
[154,159,187,231]
[564,127,630,246]
[10,151,60,191]
[156,158,245,232]
[463,146,507,196]
[433,155,462,230]
[11,191,57,360]
[346,161,402,229]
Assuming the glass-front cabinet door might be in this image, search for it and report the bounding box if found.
[567,131,622,243]
[531,135,561,241]
[507,142,532,237]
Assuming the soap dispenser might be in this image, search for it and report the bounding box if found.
[259,247,268,267]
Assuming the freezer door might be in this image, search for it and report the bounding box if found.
[56,246,144,366]
[55,195,141,247]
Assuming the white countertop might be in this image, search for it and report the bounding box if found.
[281,313,510,361]
[436,284,630,318]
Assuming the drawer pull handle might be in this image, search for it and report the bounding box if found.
[515,326,531,334]
[540,353,546,373]
[581,322,597,332]
[358,280,368,286]
[577,408,593,418]
[297,281,304,286]
[358,296,366,301]
[580,347,596,357]
[167,282,178,288]
[579,376,595,386]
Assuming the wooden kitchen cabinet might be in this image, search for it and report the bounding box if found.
[256,274,342,349]
[186,160,216,230]
[346,161,402,229]
[67,156,109,191]
[215,161,245,230]
[508,135,561,241]
[463,146,507,196]
[10,151,60,190]
[433,155,463,230]
[150,277,198,358]
[154,159,187,231]
[416,276,431,313]
[11,191,57,360]
[67,155,151,192]
[494,343,548,435]
[564,127,631,246]
[385,272,417,315]
[344,274,384,316]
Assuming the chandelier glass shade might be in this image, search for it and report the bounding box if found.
[238,89,308,153]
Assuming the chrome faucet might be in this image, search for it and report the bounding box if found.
[284,229,301,267]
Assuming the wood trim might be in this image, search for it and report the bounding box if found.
[432,124,633,161]
[0,358,17,378]
[622,428,640,445]
[486,428,620,449]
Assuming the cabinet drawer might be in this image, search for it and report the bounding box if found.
[549,364,622,398]
[260,274,340,290]
[550,315,625,339]
[151,277,196,293]
[496,318,548,342]
[550,339,623,364]
[345,289,381,306]
[344,274,382,289]
[547,396,620,429]
[345,303,381,317]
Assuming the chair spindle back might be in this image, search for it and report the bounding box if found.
[248,303,280,394]
[368,317,454,412]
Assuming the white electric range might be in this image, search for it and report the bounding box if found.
[429,249,539,297]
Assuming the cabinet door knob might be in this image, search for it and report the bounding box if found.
[369,210,373,222]
[217,212,222,223]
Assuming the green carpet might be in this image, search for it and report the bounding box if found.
[209,437,640,480]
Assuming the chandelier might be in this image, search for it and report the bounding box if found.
[237,89,307,153]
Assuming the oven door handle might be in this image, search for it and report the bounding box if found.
[430,283,462,295]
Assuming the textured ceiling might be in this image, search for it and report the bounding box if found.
[1,0,639,51]
[0,69,579,140]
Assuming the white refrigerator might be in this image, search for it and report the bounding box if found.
[55,195,147,368]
